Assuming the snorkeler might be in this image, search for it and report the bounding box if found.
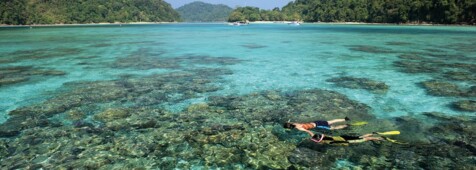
[311,133,382,145]
[311,131,402,145]
[283,117,351,137]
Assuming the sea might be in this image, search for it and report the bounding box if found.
[0,23,475,169]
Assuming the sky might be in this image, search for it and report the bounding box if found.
[165,0,294,10]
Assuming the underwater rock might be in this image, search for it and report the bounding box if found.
[386,42,412,46]
[176,55,243,66]
[202,145,241,167]
[326,76,389,93]
[393,116,429,143]
[113,49,242,70]
[442,71,475,81]
[420,80,464,96]
[393,60,439,73]
[0,66,34,73]
[112,48,175,70]
[422,112,469,122]
[426,53,471,62]
[102,108,167,130]
[9,96,83,117]
[348,45,394,53]
[209,88,376,126]
[94,108,130,122]
[6,48,82,64]
[0,77,29,86]
[287,89,373,119]
[466,86,476,97]
[24,69,66,76]
[288,147,321,167]
[241,44,267,49]
[0,114,52,137]
[238,128,294,169]
[263,90,282,101]
[0,66,66,86]
[452,100,476,112]
[66,109,86,121]
[398,54,425,60]
[89,43,112,48]
[187,103,209,113]
[0,124,20,137]
[0,140,10,158]
[358,156,392,169]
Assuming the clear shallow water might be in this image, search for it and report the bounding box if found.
[1,24,475,122]
[0,24,475,169]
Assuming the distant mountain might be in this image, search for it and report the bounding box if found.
[177,1,233,22]
[0,0,180,25]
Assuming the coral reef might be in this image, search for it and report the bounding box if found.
[393,50,476,112]
[420,80,475,97]
[112,48,242,70]
[1,84,476,169]
[287,112,476,169]
[0,66,66,86]
[347,45,394,53]
[326,76,389,93]
[241,44,267,49]
[385,41,412,46]
[4,48,82,64]
[1,46,474,169]
[443,71,476,81]
[452,100,476,112]
[398,53,426,60]
[420,80,464,96]
[393,60,439,73]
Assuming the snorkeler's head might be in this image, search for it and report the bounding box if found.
[311,133,325,143]
[283,122,295,129]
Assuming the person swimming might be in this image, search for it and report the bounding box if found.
[311,131,403,145]
[283,117,350,137]
[310,133,383,145]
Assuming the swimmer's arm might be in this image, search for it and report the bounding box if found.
[296,127,315,137]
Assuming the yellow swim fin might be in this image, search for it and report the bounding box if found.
[381,136,408,144]
[349,121,368,126]
[375,131,400,135]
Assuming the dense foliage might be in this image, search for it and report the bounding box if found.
[0,0,180,25]
[228,7,288,22]
[176,1,233,22]
[228,0,476,24]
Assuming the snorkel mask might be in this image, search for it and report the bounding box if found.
[311,134,325,143]
[284,119,292,131]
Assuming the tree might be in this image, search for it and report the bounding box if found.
[0,0,180,25]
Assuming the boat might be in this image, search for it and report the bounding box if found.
[288,21,301,26]
[229,20,249,26]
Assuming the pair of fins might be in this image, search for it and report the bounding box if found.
[374,131,408,144]
[349,122,407,144]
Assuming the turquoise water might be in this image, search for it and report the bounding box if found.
[1,24,475,121]
[1,24,475,169]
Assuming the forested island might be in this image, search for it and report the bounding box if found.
[228,0,476,24]
[1,0,475,25]
[176,1,233,22]
[0,0,180,25]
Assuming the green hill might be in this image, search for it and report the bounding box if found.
[177,1,233,22]
[0,0,180,25]
[228,0,476,24]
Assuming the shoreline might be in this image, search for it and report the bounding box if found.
[249,21,474,26]
[1,21,474,27]
[0,22,177,27]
